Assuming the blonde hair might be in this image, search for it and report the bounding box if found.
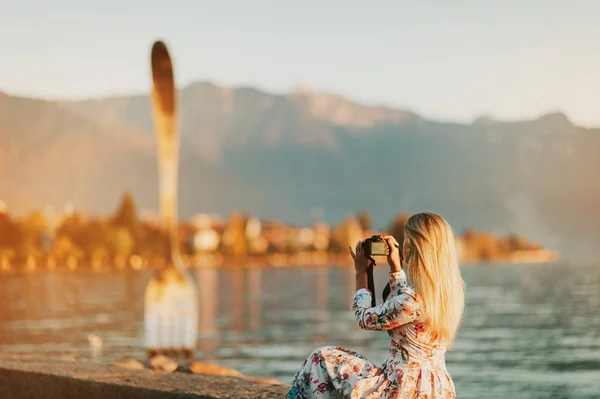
[404,212,465,346]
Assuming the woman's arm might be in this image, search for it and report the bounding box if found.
[355,272,368,292]
[352,272,419,331]
[350,235,418,331]
[389,269,411,296]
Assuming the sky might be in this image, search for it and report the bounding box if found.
[1,0,600,126]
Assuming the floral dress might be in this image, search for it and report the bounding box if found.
[286,269,456,399]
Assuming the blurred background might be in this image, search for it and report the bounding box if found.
[1,1,599,398]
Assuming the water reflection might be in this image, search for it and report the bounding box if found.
[195,267,219,358]
[229,267,245,333]
[247,267,261,333]
[1,263,599,398]
[123,271,137,308]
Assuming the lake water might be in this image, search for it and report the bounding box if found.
[1,262,599,398]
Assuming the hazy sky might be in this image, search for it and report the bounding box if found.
[2,0,599,125]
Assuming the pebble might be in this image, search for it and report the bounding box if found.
[150,355,178,373]
[188,361,245,377]
[113,358,146,370]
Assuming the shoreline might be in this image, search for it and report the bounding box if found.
[0,250,560,275]
[0,258,560,275]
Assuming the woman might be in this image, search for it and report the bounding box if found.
[286,212,465,398]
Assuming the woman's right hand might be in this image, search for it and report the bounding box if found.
[349,240,370,274]
[383,235,402,272]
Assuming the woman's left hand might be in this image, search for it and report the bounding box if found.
[349,240,370,274]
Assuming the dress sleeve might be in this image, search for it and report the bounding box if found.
[352,270,419,331]
[389,269,411,296]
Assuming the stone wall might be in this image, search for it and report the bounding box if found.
[0,353,288,399]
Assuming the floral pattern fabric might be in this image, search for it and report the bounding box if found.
[287,270,456,398]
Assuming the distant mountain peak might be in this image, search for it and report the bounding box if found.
[472,111,576,132]
[472,115,497,126]
[536,111,572,125]
[291,83,314,96]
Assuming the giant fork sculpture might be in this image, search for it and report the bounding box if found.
[144,40,199,360]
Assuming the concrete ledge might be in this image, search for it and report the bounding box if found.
[0,354,289,399]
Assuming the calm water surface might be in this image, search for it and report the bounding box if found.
[1,263,599,399]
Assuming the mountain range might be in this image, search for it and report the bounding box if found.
[1,82,599,259]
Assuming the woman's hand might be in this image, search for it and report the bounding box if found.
[349,240,370,274]
[383,235,402,272]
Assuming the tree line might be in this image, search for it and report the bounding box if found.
[0,192,546,269]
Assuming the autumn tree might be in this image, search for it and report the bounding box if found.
[138,222,169,259]
[507,234,538,251]
[50,235,84,265]
[109,227,135,260]
[57,213,86,241]
[476,232,499,261]
[81,219,110,262]
[15,211,48,260]
[356,209,372,232]
[387,213,411,247]
[221,212,248,258]
[330,216,363,253]
[112,191,141,243]
[44,213,86,266]
[0,212,19,252]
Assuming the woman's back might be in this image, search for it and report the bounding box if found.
[353,269,456,397]
[287,213,464,398]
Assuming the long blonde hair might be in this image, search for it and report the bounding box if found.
[403,212,465,346]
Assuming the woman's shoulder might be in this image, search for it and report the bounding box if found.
[390,280,418,300]
[389,270,417,297]
[389,287,420,316]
